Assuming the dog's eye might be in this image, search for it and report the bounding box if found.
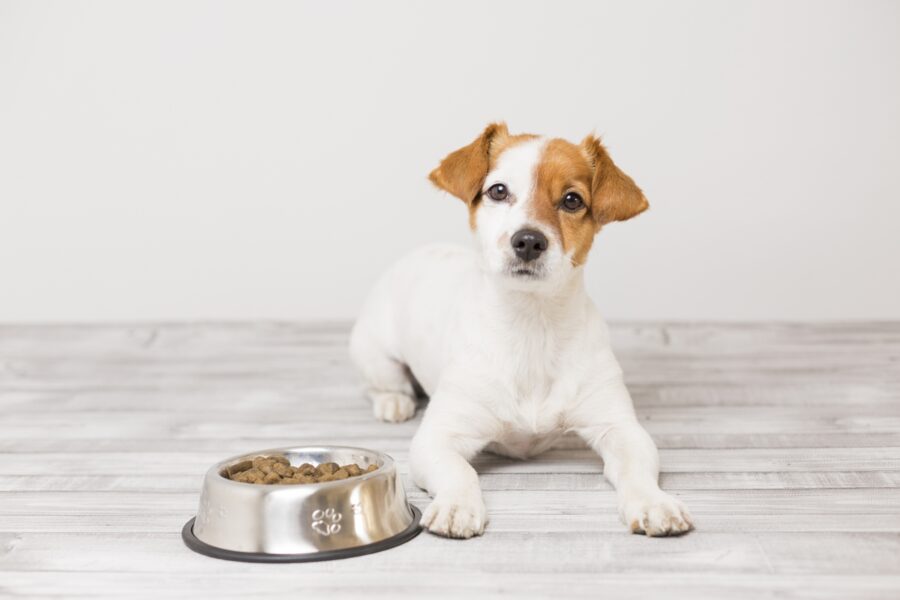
[561,192,585,212]
[486,183,509,202]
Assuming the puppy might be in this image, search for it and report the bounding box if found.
[350,123,693,538]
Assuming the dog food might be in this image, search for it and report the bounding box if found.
[224,455,378,485]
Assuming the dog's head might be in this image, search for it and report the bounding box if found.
[429,123,648,290]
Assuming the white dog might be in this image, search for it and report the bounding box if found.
[350,123,693,538]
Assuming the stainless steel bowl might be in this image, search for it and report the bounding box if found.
[181,446,421,562]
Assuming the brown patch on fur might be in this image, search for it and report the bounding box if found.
[581,135,649,225]
[530,136,649,266]
[532,139,597,265]
[429,123,538,229]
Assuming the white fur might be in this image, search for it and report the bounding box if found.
[349,141,693,538]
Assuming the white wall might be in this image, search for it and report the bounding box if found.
[2,0,898,322]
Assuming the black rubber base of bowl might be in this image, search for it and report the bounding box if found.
[181,506,422,563]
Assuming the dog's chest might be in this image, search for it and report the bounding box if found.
[488,345,577,459]
[461,296,598,459]
[488,425,565,459]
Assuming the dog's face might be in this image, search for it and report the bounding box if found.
[429,123,648,290]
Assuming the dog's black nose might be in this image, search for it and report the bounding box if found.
[511,229,548,262]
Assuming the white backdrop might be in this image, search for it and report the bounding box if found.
[2,0,898,322]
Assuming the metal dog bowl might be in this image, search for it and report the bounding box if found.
[182,446,422,562]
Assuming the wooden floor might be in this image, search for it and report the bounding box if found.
[1,322,899,599]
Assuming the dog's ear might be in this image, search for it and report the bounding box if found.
[429,122,508,204]
[581,135,648,226]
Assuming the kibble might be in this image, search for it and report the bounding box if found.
[225,456,379,485]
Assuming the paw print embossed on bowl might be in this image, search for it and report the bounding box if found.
[182,446,421,562]
[311,508,342,536]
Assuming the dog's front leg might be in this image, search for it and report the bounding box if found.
[572,377,693,537]
[409,388,495,539]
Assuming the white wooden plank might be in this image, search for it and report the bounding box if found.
[3,432,900,452]
[3,531,899,576]
[2,489,899,534]
[0,448,897,476]
[0,571,897,600]
[3,470,898,493]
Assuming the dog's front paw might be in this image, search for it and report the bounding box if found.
[421,493,487,539]
[620,491,693,537]
[371,392,416,423]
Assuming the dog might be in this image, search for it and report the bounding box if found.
[349,123,693,538]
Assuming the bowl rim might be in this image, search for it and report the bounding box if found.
[209,445,396,489]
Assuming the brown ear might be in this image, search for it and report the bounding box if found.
[581,135,649,226]
[429,122,508,204]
